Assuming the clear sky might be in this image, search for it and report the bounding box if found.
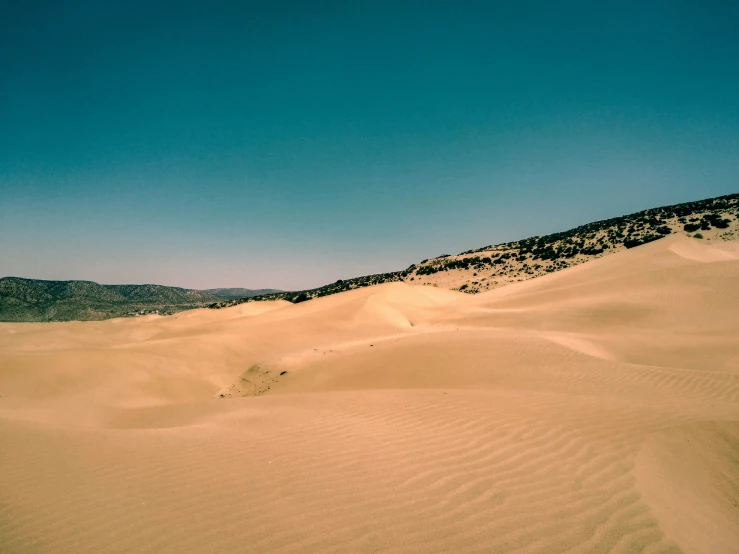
[1,1,737,290]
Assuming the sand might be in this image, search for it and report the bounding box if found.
[1,234,738,553]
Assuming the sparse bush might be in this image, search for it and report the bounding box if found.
[292,292,310,303]
[703,213,724,225]
[416,265,439,276]
[624,234,662,249]
[693,233,704,239]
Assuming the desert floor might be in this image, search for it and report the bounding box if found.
[1,234,738,553]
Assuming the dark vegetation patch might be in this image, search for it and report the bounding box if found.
[623,234,663,249]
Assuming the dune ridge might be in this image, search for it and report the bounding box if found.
[1,234,738,553]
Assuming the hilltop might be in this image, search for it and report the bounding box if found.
[210,191,739,308]
[0,279,273,322]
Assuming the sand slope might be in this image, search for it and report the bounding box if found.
[1,234,738,553]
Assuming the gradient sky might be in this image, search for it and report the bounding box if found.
[1,1,738,290]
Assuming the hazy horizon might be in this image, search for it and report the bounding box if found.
[1,190,737,291]
[2,1,738,290]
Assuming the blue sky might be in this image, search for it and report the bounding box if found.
[1,1,737,290]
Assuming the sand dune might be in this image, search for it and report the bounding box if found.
[1,234,738,553]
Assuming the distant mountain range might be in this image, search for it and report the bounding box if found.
[0,279,280,322]
[4,192,737,322]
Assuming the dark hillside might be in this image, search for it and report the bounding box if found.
[0,278,215,321]
[209,192,739,308]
